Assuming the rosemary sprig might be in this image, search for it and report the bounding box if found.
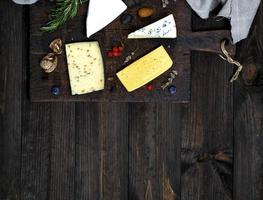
[40,0,88,32]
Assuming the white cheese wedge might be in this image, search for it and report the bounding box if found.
[86,0,127,38]
[65,42,104,95]
[128,14,177,39]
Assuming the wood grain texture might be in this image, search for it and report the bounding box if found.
[74,103,101,199]
[234,2,263,200]
[181,52,234,200]
[98,103,129,200]
[49,103,76,200]
[21,103,51,200]
[29,0,233,102]
[0,1,23,199]
[2,0,263,199]
[128,103,184,199]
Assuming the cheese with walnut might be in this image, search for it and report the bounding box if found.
[65,42,104,95]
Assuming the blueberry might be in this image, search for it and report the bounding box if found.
[51,86,60,96]
[121,14,133,24]
[168,85,177,95]
[109,86,116,92]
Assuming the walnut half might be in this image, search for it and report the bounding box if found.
[49,38,63,55]
[40,53,58,73]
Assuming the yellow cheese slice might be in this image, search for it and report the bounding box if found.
[65,42,104,95]
[117,46,173,92]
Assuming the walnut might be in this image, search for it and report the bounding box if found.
[40,53,58,73]
[49,38,63,55]
[40,38,63,73]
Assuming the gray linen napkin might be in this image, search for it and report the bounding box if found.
[186,0,261,43]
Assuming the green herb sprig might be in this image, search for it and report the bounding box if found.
[41,0,88,32]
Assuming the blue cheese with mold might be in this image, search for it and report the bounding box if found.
[65,42,105,95]
[128,14,177,39]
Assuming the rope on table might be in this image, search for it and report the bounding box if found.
[219,40,243,82]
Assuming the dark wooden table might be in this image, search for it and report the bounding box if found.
[1,0,263,199]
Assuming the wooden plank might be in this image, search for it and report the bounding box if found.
[0,1,23,199]
[234,3,263,200]
[21,103,75,200]
[29,0,233,102]
[128,103,183,199]
[74,103,101,199]
[49,103,76,200]
[29,0,189,102]
[233,84,262,200]
[75,102,129,200]
[156,103,187,200]
[98,103,129,200]
[20,103,51,200]
[181,52,234,200]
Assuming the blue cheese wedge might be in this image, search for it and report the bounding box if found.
[65,42,104,95]
[128,14,177,39]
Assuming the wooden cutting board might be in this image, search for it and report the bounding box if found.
[29,0,235,102]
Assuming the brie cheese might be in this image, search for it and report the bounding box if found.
[128,14,177,39]
[86,0,127,38]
